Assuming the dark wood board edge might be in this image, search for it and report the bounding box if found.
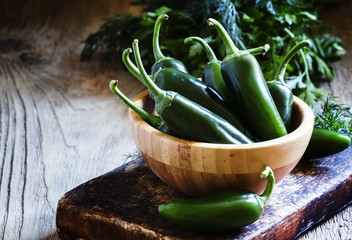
[55,159,183,240]
[255,177,352,240]
[56,146,352,240]
[56,200,166,240]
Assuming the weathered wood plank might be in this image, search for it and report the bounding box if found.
[0,48,143,239]
[0,1,143,239]
[1,0,352,239]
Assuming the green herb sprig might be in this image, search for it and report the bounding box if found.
[314,96,352,139]
[122,149,142,164]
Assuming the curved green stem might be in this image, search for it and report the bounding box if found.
[122,48,156,86]
[274,40,311,84]
[122,48,144,84]
[284,28,295,39]
[207,18,239,56]
[132,39,176,112]
[284,29,309,79]
[257,166,275,207]
[132,40,160,97]
[247,44,270,56]
[109,80,164,129]
[184,36,218,63]
[184,36,269,63]
[153,14,169,62]
[284,28,319,104]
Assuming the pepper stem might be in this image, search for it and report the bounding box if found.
[153,14,169,62]
[109,80,164,129]
[122,48,144,85]
[274,40,311,84]
[207,18,239,56]
[132,39,176,112]
[184,36,218,63]
[257,166,275,207]
[247,44,271,56]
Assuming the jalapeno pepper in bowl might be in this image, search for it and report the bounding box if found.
[132,39,253,144]
[208,18,287,141]
[151,14,188,76]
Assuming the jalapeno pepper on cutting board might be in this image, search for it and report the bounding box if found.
[131,39,253,144]
[158,166,275,233]
[208,18,287,141]
[124,45,250,136]
[303,128,351,159]
[151,14,188,76]
[268,40,311,130]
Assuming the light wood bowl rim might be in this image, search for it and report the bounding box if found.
[129,89,314,150]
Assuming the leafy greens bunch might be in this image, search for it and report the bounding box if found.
[80,0,346,106]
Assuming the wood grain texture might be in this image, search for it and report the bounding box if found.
[0,0,143,239]
[0,0,352,239]
[56,146,352,240]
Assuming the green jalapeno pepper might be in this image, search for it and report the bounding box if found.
[123,46,250,136]
[109,80,163,129]
[151,14,188,76]
[267,40,311,130]
[208,18,287,141]
[184,36,232,105]
[184,36,270,109]
[132,39,253,144]
[158,166,275,233]
[303,128,351,159]
[109,80,176,136]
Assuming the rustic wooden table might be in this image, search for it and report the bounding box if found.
[0,0,351,239]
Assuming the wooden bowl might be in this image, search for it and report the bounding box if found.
[129,90,314,196]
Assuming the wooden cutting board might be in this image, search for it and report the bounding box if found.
[56,146,352,240]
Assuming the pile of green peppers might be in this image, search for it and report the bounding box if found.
[109,15,351,233]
